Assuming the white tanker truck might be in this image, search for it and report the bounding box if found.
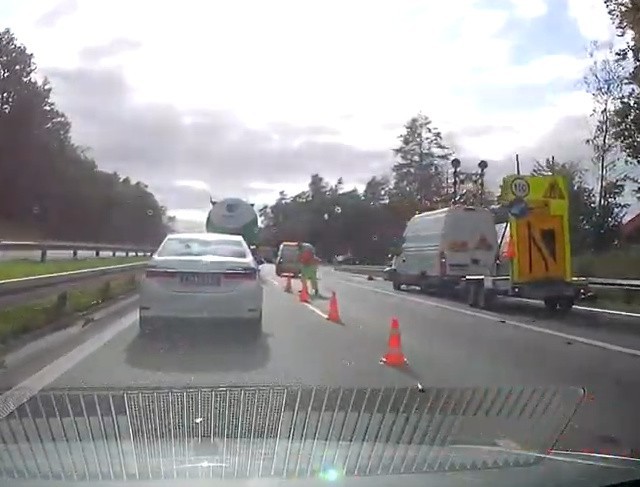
[205,197,260,248]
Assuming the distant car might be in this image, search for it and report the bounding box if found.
[139,232,263,335]
[275,241,315,277]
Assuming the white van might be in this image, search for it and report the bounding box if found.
[392,206,498,292]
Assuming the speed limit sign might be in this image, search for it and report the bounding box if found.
[510,177,530,198]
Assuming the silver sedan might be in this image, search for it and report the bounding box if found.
[139,232,264,336]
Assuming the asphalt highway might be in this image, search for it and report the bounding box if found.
[1,264,639,461]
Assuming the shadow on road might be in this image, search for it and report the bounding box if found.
[124,325,271,374]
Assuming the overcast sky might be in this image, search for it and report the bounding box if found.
[1,0,618,224]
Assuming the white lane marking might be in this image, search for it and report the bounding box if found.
[0,310,137,418]
[304,302,328,319]
[338,279,640,358]
[267,277,329,319]
[573,305,640,318]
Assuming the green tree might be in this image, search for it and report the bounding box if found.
[259,173,403,264]
[0,29,168,245]
[391,113,452,208]
[599,2,640,199]
[362,175,390,205]
[583,42,631,249]
[531,157,598,253]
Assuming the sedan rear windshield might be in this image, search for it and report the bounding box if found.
[157,238,249,258]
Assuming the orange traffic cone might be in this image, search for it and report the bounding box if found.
[380,317,407,366]
[299,280,310,303]
[327,291,342,324]
[284,276,292,293]
[503,236,515,260]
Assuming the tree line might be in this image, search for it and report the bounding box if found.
[259,2,640,261]
[0,29,169,245]
[258,114,500,264]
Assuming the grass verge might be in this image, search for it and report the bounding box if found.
[0,275,139,346]
[573,245,640,279]
[0,257,148,281]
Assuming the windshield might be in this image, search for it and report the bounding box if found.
[2,2,640,486]
[280,245,299,259]
[280,244,314,260]
[156,237,249,258]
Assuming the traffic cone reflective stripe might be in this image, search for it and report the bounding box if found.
[327,291,342,323]
[284,276,292,293]
[381,317,407,366]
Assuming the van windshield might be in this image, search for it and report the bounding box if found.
[280,244,315,260]
[280,246,298,260]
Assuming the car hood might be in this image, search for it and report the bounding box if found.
[0,384,638,486]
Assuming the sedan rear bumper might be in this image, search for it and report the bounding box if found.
[139,283,263,321]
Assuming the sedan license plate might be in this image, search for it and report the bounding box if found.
[179,273,221,286]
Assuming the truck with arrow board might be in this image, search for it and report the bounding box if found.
[389,174,588,312]
[464,174,581,311]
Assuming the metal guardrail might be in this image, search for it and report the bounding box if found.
[0,262,148,309]
[0,240,156,262]
[586,277,640,290]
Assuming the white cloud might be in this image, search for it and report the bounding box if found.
[1,0,616,208]
[508,0,548,19]
[174,179,211,192]
[477,54,590,86]
[454,90,593,160]
[566,0,614,41]
[6,1,512,127]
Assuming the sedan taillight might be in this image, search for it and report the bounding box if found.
[223,268,258,280]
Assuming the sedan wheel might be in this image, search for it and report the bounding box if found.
[139,316,155,335]
[248,312,263,338]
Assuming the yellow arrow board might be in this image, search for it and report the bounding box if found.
[515,213,566,282]
[500,175,568,204]
[499,175,572,282]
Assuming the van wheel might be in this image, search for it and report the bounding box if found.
[467,282,479,307]
[247,313,263,339]
[558,298,574,312]
[544,298,559,312]
[478,288,496,310]
[139,316,155,335]
[392,279,402,291]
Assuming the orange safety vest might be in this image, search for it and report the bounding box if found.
[299,248,315,266]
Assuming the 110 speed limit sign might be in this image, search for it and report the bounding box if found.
[510,177,530,198]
